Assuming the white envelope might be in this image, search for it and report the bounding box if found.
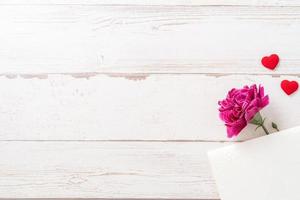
[208,126,300,200]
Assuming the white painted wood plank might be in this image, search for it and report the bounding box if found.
[1,0,300,6]
[0,141,225,199]
[1,5,300,74]
[0,74,299,141]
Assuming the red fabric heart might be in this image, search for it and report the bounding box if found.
[281,80,299,95]
[261,54,279,70]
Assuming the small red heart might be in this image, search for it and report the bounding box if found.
[281,80,299,95]
[261,54,279,70]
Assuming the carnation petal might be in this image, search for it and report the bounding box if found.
[226,118,247,138]
[218,84,269,138]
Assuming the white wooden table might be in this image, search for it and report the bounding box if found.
[0,0,299,199]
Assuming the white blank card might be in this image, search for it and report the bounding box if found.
[208,126,300,200]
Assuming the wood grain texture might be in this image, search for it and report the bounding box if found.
[1,5,300,74]
[1,0,300,6]
[0,74,299,141]
[0,141,225,199]
[1,1,300,199]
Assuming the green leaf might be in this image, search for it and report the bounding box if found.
[250,112,263,126]
[255,125,262,131]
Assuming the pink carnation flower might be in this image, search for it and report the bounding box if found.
[218,84,269,138]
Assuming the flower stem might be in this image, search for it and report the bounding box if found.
[261,124,270,135]
[250,112,271,135]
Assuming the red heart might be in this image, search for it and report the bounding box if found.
[281,80,299,95]
[261,54,279,70]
